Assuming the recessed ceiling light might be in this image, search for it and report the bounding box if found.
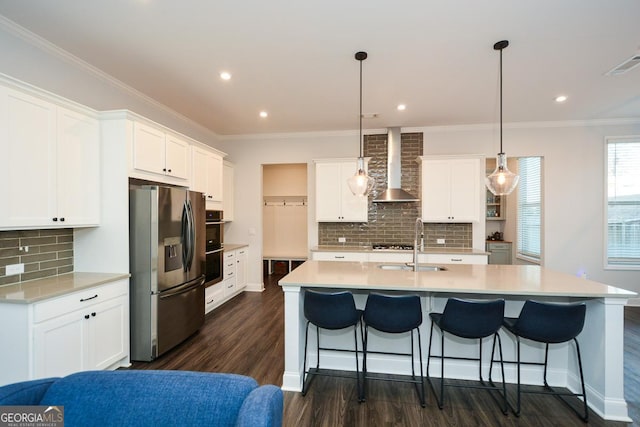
[555,95,568,103]
[220,71,232,80]
[397,104,406,111]
[259,111,268,118]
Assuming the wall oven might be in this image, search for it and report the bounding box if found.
[205,210,224,286]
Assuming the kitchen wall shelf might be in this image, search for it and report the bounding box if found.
[486,190,506,220]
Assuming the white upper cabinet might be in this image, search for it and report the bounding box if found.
[57,107,100,226]
[315,159,368,222]
[191,145,223,205]
[0,86,100,229]
[132,122,190,182]
[164,133,190,180]
[419,156,481,223]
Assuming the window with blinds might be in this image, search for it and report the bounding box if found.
[517,157,541,262]
[606,138,640,268]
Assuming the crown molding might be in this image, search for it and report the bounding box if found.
[416,118,640,133]
[0,15,219,142]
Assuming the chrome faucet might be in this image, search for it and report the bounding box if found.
[413,217,424,271]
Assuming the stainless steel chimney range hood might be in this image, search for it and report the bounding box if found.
[373,127,420,203]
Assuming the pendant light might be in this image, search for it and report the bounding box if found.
[347,51,375,196]
[486,40,519,196]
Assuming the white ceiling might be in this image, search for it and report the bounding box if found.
[1,0,639,136]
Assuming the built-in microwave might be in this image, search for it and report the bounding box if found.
[205,210,224,286]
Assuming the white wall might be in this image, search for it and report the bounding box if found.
[0,23,220,148]
[221,122,640,303]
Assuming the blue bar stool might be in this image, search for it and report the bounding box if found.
[501,300,588,422]
[362,293,425,406]
[427,297,507,414]
[302,289,363,400]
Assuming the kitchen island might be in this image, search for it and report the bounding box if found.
[279,260,635,421]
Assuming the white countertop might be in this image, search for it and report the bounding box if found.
[224,243,248,252]
[279,260,636,299]
[0,272,130,304]
[311,245,489,256]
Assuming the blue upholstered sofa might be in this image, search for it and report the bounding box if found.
[0,370,283,427]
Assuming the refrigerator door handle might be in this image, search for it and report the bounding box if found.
[186,199,195,270]
[158,275,205,299]
[182,200,194,272]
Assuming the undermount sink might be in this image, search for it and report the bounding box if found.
[377,264,447,272]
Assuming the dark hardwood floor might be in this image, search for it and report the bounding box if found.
[129,274,639,426]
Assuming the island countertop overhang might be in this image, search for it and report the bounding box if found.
[279,261,636,299]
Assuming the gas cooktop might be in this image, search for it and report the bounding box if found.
[372,243,414,250]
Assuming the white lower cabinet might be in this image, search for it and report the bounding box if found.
[203,246,248,315]
[0,279,129,385]
[311,252,368,262]
[223,251,237,297]
[204,283,225,314]
[32,280,128,379]
[235,248,248,291]
[312,251,487,265]
[420,253,488,265]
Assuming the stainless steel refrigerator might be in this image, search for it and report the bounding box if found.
[129,185,206,361]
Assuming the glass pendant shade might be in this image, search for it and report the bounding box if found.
[485,153,519,195]
[348,157,375,196]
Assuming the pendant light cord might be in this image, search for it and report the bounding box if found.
[499,45,503,155]
[359,55,363,158]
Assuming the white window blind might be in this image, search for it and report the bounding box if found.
[606,138,640,267]
[517,157,541,262]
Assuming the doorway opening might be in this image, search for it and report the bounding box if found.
[262,163,308,277]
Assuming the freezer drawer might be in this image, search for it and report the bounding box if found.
[156,278,205,357]
[130,276,205,361]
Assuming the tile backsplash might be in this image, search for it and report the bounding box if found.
[0,229,73,286]
[318,132,472,248]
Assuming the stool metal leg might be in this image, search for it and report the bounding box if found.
[301,321,314,396]
[362,325,369,402]
[541,339,589,422]
[487,332,508,415]
[415,329,426,407]
[426,321,445,409]
[575,339,589,422]
[410,328,426,407]
[354,323,363,403]
[439,329,445,408]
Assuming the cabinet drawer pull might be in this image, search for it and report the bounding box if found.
[52,217,58,222]
[60,217,65,222]
[450,258,463,262]
[84,314,90,319]
[91,312,96,317]
[206,298,215,304]
[334,256,345,259]
[80,294,98,302]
